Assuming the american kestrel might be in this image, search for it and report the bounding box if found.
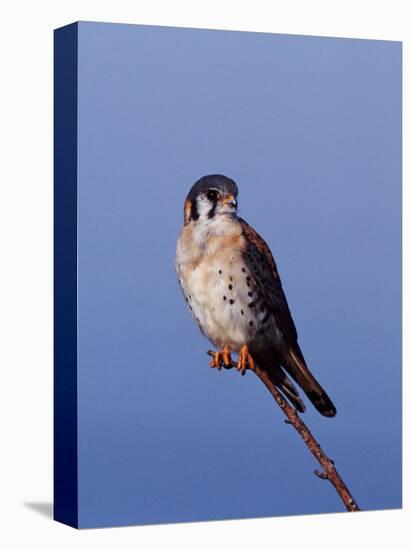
[175,174,336,417]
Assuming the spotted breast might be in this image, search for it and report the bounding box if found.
[175,211,282,354]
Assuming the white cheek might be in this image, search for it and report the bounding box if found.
[196,197,212,219]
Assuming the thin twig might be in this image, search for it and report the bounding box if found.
[207,351,360,512]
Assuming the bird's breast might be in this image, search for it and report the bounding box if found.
[175,220,280,351]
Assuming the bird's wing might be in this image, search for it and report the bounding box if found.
[238,217,298,344]
[239,218,337,417]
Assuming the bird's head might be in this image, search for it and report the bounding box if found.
[183,174,239,225]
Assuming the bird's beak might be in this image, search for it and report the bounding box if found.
[221,194,237,208]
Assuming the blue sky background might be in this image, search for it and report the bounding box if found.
[76,22,401,528]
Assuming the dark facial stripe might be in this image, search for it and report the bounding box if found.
[207,200,217,219]
[190,198,199,221]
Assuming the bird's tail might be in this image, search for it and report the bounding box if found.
[267,367,306,413]
[281,345,337,417]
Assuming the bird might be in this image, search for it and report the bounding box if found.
[175,174,336,417]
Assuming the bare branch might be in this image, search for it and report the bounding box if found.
[207,350,360,512]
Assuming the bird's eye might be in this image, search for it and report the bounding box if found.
[206,190,219,202]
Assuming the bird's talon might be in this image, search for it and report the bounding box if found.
[237,345,255,374]
[209,348,231,370]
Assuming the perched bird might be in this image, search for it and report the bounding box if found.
[175,174,336,417]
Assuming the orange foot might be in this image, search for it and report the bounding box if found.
[210,347,232,370]
[237,345,255,375]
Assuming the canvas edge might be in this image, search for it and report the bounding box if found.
[53,21,79,529]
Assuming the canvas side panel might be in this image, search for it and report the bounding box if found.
[53,22,78,528]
